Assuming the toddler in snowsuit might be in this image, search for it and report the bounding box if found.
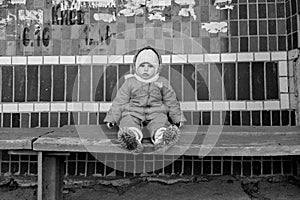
[104,46,185,153]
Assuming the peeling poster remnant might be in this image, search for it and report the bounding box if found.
[201,22,227,34]
[214,0,233,10]
[174,0,196,20]
[19,9,43,26]
[0,10,17,39]
[52,0,85,25]
[147,0,171,21]
[118,0,145,17]
[86,0,116,23]
[11,0,26,4]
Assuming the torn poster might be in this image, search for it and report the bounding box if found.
[78,0,116,8]
[93,12,116,22]
[11,0,26,4]
[19,9,43,26]
[118,0,145,17]
[214,0,233,10]
[147,0,171,21]
[201,22,227,34]
[86,0,116,23]
[174,0,196,20]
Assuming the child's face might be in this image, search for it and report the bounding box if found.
[136,63,156,80]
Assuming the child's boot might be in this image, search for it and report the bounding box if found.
[153,125,181,153]
[118,127,143,153]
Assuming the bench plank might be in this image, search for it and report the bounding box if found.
[33,125,300,156]
[0,128,56,150]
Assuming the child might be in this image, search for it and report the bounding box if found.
[104,46,185,153]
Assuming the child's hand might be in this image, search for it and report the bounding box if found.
[174,122,183,128]
[106,122,116,129]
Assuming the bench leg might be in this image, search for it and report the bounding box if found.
[38,152,64,200]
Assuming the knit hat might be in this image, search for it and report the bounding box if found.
[135,49,160,74]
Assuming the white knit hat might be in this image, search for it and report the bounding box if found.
[135,49,160,74]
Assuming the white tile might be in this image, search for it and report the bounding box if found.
[288,49,299,60]
[124,55,134,63]
[279,77,289,93]
[278,61,288,76]
[60,56,76,64]
[172,54,187,63]
[180,102,196,110]
[76,56,92,64]
[108,55,123,64]
[83,102,99,112]
[44,56,59,64]
[271,52,287,61]
[213,101,229,110]
[93,55,108,64]
[188,54,204,63]
[254,52,271,61]
[197,102,212,111]
[28,56,43,65]
[19,103,34,112]
[229,101,246,110]
[264,101,280,110]
[237,53,254,61]
[221,53,237,62]
[161,55,171,64]
[280,94,290,109]
[12,56,27,65]
[247,101,263,110]
[3,103,18,113]
[51,103,66,111]
[0,104,2,113]
[290,93,297,109]
[67,102,83,111]
[288,60,294,77]
[99,102,112,112]
[0,57,12,65]
[204,54,220,62]
[34,103,50,112]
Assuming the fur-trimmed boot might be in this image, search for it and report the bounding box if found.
[118,127,143,153]
[154,125,181,153]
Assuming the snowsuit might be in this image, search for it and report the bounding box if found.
[104,75,185,137]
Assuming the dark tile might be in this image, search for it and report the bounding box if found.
[31,113,39,128]
[173,21,181,38]
[3,113,11,127]
[230,5,237,19]
[12,113,20,127]
[197,64,209,100]
[252,62,265,100]
[203,161,211,174]
[116,162,125,177]
[50,112,58,127]
[278,36,286,51]
[292,32,298,50]
[11,162,19,174]
[21,162,29,175]
[212,111,220,125]
[27,66,38,101]
[272,111,280,126]
[1,163,9,173]
[183,64,195,101]
[262,161,271,174]
[30,163,37,174]
[250,37,259,53]
[240,37,248,52]
[222,111,231,125]
[273,161,281,174]
[2,66,13,102]
[283,161,292,174]
[89,113,97,125]
[93,65,104,101]
[154,160,163,175]
[291,110,296,126]
[67,162,76,175]
[238,62,250,100]
[77,162,85,175]
[191,22,200,38]
[193,112,201,125]
[232,111,241,126]
[268,36,277,51]
[230,21,238,36]
[66,65,78,102]
[223,161,231,175]
[79,65,91,101]
[21,113,29,128]
[262,111,271,126]
[98,112,106,125]
[40,66,51,101]
[53,65,65,101]
[242,111,250,126]
[259,36,268,51]
[96,162,105,175]
[105,65,117,101]
[259,20,267,35]
[201,6,210,22]
[252,161,261,175]
[202,112,211,125]
[249,20,257,35]
[268,20,276,35]
[243,162,251,176]
[220,37,229,53]
[14,66,25,102]
[252,111,261,126]
[267,3,276,18]
[170,65,182,101]
[163,163,173,175]
[193,161,202,175]
[249,4,257,19]
[41,112,49,127]
[258,4,266,18]
[291,0,297,15]
[287,18,291,34]
[233,162,241,176]
[266,62,278,99]
[210,64,222,100]
[231,37,239,52]
[276,3,285,18]
[87,162,95,176]
[213,161,221,174]
[239,4,248,19]
[118,64,130,89]
[60,112,68,127]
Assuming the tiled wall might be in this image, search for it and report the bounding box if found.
[286,0,299,50]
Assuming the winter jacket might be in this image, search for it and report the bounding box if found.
[104,76,185,124]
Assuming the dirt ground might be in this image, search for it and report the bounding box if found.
[0,176,299,200]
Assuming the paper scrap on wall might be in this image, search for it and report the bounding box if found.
[147,0,171,21]
[214,0,233,10]
[19,9,43,26]
[201,22,227,34]
[11,0,26,4]
[174,0,196,20]
[118,0,145,17]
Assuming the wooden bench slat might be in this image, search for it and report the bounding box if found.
[32,125,300,156]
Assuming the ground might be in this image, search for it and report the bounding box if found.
[0,175,299,200]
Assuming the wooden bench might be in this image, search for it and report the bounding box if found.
[1,125,300,200]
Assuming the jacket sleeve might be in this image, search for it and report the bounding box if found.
[104,80,131,124]
[161,83,186,124]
